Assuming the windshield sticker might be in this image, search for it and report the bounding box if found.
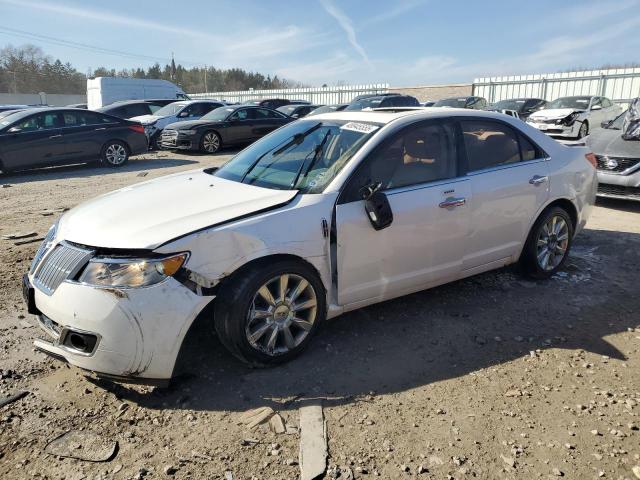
[340,122,380,134]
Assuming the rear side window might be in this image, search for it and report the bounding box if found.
[461,120,543,170]
[126,104,152,117]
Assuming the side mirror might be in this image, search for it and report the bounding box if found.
[8,126,21,133]
[601,120,611,128]
[359,183,393,230]
[291,113,299,118]
[591,105,602,111]
[177,111,189,118]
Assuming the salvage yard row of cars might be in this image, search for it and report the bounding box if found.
[0,92,638,202]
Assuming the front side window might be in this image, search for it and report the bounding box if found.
[341,120,458,202]
[153,103,186,117]
[461,120,542,171]
[230,109,251,121]
[15,113,62,131]
[212,119,380,193]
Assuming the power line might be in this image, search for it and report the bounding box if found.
[0,25,205,67]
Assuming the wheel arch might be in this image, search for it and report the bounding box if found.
[102,138,132,155]
[201,129,223,147]
[543,198,578,231]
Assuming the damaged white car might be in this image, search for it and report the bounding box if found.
[527,95,622,139]
[24,109,597,384]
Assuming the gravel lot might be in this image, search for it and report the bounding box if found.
[0,151,639,480]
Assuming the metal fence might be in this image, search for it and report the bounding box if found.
[190,83,389,105]
[473,68,640,106]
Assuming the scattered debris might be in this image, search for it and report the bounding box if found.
[269,413,286,434]
[299,402,327,480]
[504,389,522,398]
[0,390,29,409]
[1,183,12,188]
[224,472,234,480]
[163,465,177,475]
[137,172,149,177]
[2,231,36,240]
[632,465,640,479]
[240,406,275,430]
[14,237,45,246]
[45,430,118,462]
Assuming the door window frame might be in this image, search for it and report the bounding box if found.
[337,118,466,204]
[456,116,548,177]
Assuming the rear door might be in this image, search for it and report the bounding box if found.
[0,112,65,169]
[335,119,470,305]
[251,108,287,139]
[226,108,255,143]
[60,111,117,161]
[459,118,550,271]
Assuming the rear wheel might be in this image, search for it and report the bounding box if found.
[101,140,129,168]
[200,131,221,153]
[519,206,574,279]
[214,260,326,366]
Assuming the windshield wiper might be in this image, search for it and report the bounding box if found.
[290,129,332,189]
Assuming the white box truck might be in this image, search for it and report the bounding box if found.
[87,77,190,110]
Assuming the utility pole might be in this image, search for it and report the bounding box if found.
[204,64,208,94]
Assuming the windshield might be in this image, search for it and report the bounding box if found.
[433,98,467,108]
[308,105,336,116]
[0,110,32,127]
[153,103,186,117]
[344,97,385,111]
[545,97,591,110]
[492,99,526,111]
[278,106,297,115]
[605,110,626,130]
[212,119,381,193]
[202,106,235,121]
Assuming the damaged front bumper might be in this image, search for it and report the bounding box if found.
[24,273,213,383]
[527,119,582,138]
[597,165,640,201]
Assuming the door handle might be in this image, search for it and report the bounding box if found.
[94,127,106,131]
[529,175,548,186]
[439,197,466,208]
[48,134,62,139]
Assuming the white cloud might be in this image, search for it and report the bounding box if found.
[274,52,361,84]
[318,0,371,66]
[361,0,427,28]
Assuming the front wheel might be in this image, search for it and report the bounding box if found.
[200,131,221,153]
[519,206,574,279]
[214,260,326,366]
[576,121,589,139]
[101,140,129,168]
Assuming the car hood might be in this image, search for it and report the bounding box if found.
[586,128,640,158]
[166,120,222,130]
[57,169,298,250]
[130,114,164,125]
[529,108,584,120]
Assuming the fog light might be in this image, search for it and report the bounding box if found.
[62,330,98,354]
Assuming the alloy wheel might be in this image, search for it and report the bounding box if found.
[245,274,317,356]
[536,215,569,271]
[203,132,220,153]
[578,122,588,138]
[105,144,127,165]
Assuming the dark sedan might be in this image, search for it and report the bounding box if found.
[486,98,547,120]
[242,98,310,110]
[0,108,147,172]
[432,96,487,109]
[96,99,178,119]
[160,105,292,153]
[276,104,323,118]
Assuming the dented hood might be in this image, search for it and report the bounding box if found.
[529,108,583,120]
[57,169,298,250]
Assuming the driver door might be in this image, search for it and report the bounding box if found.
[335,119,470,306]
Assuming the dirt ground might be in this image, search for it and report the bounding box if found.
[0,151,639,480]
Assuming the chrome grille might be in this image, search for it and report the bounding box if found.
[33,243,93,295]
[595,155,640,174]
[30,226,57,273]
[597,184,640,200]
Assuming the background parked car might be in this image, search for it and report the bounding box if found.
[276,104,323,118]
[344,94,419,111]
[422,101,436,107]
[307,104,348,116]
[0,104,34,112]
[242,99,310,110]
[96,99,177,119]
[486,98,547,120]
[527,96,622,139]
[432,96,487,109]
[587,103,640,201]
[66,103,88,109]
[0,108,147,172]
[160,105,292,153]
[130,100,226,149]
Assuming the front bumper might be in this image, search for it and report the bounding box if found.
[597,167,640,201]
[527,120,582,138]
[159,131,199,151]
[24,273,213,382]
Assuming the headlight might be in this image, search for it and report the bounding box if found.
[78,253,188,288]
[180,130,198,135]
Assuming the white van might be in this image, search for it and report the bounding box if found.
[87,77,189,110]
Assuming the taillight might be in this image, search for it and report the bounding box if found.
[128,124,145,134]
[585,152,597,168]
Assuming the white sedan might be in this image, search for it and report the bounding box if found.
[24,109,597,383]
[527,95,622,139]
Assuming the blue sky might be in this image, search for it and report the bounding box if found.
[1,0,639,87]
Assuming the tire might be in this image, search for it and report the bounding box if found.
[101,140,129,168]
[519,206,574,279]
[576,121,589,139]
[214,259,326,366]
[149,133,161,151]
[200,130,221,154]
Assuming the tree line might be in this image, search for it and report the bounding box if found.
[0,44,303,95]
